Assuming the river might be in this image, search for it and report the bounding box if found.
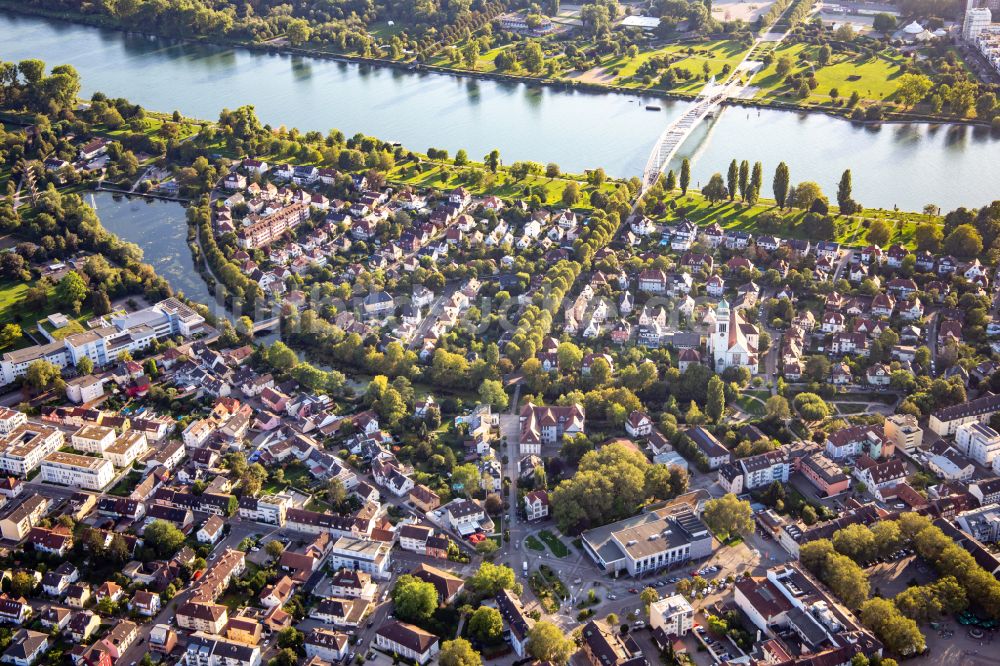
[1,10,998,210]
[89,192,209,304]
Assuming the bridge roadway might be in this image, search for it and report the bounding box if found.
[640,30,790,193]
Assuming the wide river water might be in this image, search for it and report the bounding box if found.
[1,11,999,211]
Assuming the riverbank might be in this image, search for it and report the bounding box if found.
[0,2,992,130]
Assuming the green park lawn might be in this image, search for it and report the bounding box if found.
[538,529,570,557]
[736,394,766,416]
[386,161,619,210]
[606,40,750,92]
[658,191,940,249]
[750,43,906,107]
[525,535,545,551]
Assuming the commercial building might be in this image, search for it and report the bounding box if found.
[40,453,114,491]
[0,299,205,385]
[582,509,713,577]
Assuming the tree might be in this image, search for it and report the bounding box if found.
[943,223,983,258]
[267,341,298,370]
[326,478,346,507]
[468,606,504,643]
[748,161,762,206]
[0,324,21,350]
[773,162,790,209]
[832,523,876,562]
[680,158,691,195]
[476,539,499,556]
[439,639,482,666]
[562,182,580,206]
[478,379,508,410]
[702,494,753,541]
[738,160,749,200]
[9,572,34,598]
[55,271,87,309]
[706,375,725,422]
[286,18,312,46]
[895,73,933,108]
[792,181,824,210]
[665,169,677,192]
[765,395,791,420]
[265,540,285,560]
[392,575,438,622]
[867,219,892,246]
[817,44,832,66]
[860,598,925,656]
[452,463,481,496]
[837,169,854,213]
[527,621,575,665]
[775,54,794,78]
[144,520,186,558]
[644,464,688,501]
[873,13,896,32]
[914,222,943,252]
[467,562,517,599]
[484,149,500,173]
[640,587,659,612]
[463,41,481,68]
[703,173,728,204]
[727,160,739,201]
[793,392,830,421]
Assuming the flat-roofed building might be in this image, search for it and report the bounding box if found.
[184,631,261,666]
[104,430,148,468]
[883,414,922,452]
[650,593,694,638]
[71,425,116,454]
[40,453,114,491]
[0,425,64,476]
[582,509,713,577]
[0,409,26,436]
[328,537,391,579]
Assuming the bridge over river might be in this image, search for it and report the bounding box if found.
[641,34,788,192]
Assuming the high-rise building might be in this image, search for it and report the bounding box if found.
[964,7,992,41]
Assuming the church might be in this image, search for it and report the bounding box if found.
[709,299,759,374]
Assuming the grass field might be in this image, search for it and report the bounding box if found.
[386,161,619,211]
[525,535,545,551]
[736,394,766,416]
[750,43,906,107]
[657,191,941,249]
[607,40,750,93]
[538,529,570,557]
